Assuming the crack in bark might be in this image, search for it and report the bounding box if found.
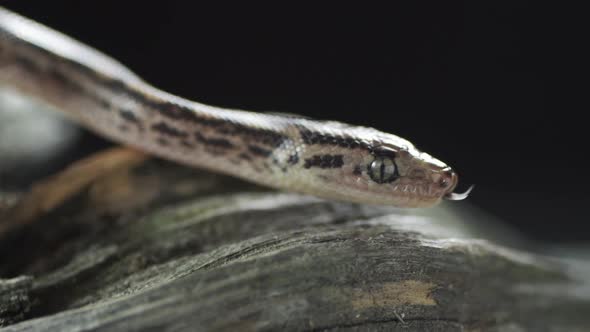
[192,230,349,272]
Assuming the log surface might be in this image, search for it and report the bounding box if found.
[1,158,589,332]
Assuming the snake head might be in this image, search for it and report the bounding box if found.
[395,147,474,203]
[293,126,470,207]
[357,143,464,207]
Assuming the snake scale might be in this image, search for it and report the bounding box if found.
[0,7,471,208]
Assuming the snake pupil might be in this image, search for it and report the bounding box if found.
[368,156,398,184]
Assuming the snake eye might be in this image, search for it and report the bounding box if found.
[368,156,399,183]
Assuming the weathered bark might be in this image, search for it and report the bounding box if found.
[0,157,589,332]
[0,277,31,326]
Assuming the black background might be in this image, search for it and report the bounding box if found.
[3,1,587,242]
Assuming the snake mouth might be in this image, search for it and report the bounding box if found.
[390,184,447,202]
[387,184,448,208]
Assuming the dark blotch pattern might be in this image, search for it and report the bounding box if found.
[10,38,290,151]
[14,55,38,73]
[194,133,234,149]
[154,106,286,148]
[14,54,110,111]
[304,154,344,169]
[248,145,272,157]
[238,153,252,161]
[151,122,188,138]
[156,103,199,122]
[48,68,68,85]
[7,35,322,169]
[96,98,111,110]
[299,129,364,149]
[119,109,142,129]
[287,154,299,165]
[198,120,286,148]
[181,140,195,149]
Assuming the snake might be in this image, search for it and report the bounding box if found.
[0,7,472,208]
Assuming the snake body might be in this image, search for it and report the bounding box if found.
[0,7,468,207]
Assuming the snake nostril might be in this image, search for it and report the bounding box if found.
[438,168,457,190]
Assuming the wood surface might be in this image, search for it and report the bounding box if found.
[1,157,589,332]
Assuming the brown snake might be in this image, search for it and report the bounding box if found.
[0,7,472,208]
